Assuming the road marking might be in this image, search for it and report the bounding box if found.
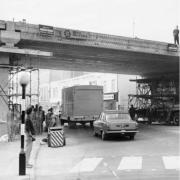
[162,156,180,170]
[70,157,103,173]
[117,156,142,170]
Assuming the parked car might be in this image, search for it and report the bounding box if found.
[93,110,139,140]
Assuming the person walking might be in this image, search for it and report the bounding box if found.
[25,107,35,168]
[173,26,179,45]
[38,106,45,133]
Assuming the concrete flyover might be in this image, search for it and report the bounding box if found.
[0,20,179,122]
[0,20,179,77]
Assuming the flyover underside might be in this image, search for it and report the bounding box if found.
[14,40,179,76]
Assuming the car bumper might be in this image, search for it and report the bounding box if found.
[105,130,139,134]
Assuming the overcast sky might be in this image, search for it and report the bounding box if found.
[1,0,179,43]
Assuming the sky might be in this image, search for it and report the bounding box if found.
[1,0,179,43]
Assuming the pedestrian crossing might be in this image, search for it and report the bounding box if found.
[69,156,180,173]
[70,157,103,173]
[117,156,142,170]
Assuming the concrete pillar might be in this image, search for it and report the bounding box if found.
[0,54,9,121]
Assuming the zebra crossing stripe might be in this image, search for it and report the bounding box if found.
[162,156,180,170]
[117,156,142,170]
[70,157,103,173]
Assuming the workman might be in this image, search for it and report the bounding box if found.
[173,26,179,45]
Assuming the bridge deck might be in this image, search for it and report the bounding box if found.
[0,20,179,76]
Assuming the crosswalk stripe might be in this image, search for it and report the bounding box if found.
[162,156,180,170]
[70,157,103,173]
[117,156,142,170]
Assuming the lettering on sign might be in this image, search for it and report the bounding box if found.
[104,94,115,100]
[39,24,54,36]
[63,29,90,40]
[167,44,178,52]
[64,30,71,38]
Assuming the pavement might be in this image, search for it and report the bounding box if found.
[0,124,179,180]
[0,134,42,180]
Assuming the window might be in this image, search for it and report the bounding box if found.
[106,113,130,120]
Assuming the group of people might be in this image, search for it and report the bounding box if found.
[6,104,59,168]
[25,105,59,168]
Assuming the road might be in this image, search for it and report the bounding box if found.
[34,124,180,180]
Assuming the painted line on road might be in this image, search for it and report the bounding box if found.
[162,156,180,170]
[117,156,142,170]
[70,157,103,173]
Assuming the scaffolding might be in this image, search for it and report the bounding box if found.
[128,77,179,124]
[8,67,40,110]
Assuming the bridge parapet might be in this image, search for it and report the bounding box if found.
[0,20,179,57]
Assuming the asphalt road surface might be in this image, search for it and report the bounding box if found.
[34,123,180,180]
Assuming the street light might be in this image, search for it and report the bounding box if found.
[19,71,29,175]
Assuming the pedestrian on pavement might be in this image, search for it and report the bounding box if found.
[48,108,56,128]
[25,106,35,168]
[38,106,45,133]
[31,105,36,133]
[173,26,179,45]
[45,108,55,131]
[129,105,136,120]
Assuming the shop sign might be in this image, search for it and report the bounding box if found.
[104,94,115,100]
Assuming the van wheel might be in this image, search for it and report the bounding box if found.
[129,134,135,140]
[173,113,179,126]
[101,131,107,140]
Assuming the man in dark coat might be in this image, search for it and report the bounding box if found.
[129,105,136,120]
[25,107,35,168]
[173,26,179,45]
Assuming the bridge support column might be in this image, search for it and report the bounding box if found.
[0,54,9,121]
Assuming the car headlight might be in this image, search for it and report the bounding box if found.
[105,122,110,130]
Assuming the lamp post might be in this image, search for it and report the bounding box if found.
[19,71,29,175]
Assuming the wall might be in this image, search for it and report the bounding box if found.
[0,55,9,121]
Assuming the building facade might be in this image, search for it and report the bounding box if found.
[39,72,137,112]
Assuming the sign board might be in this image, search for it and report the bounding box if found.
[104,92,118,101]
[63,29,90,40]
[167,44,178,52]
[39,24,54,36]
[104,94,114,100]
[0,20,6,30]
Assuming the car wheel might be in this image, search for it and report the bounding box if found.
[101,131,107,140]
[129,134,135,140]
[90,121,94,128]
[173,113,179,126]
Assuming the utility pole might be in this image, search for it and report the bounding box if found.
[133,19,135,38]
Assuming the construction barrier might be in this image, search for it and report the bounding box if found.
[48,126,65,147]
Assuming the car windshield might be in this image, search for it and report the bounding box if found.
[106,113,130,120]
